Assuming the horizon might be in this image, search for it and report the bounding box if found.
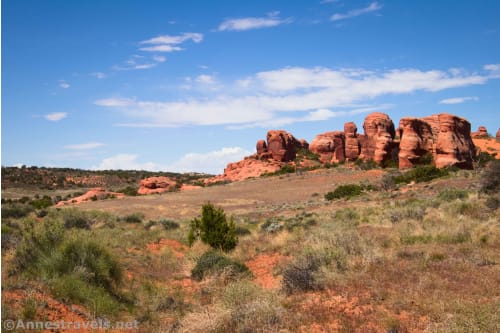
[3,0,500,174]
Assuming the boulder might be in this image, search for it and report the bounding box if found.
[138,176,177,195]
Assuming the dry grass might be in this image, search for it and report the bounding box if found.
[2,166,499,332]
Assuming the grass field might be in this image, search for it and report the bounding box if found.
[2,163,499,332]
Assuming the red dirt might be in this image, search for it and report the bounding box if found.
[246,253,287,289]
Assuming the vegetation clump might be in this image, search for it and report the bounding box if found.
[188,202,238,252]
[325,184,363,200]
[191,251,250,281]
[392,165,449,184]
[480,160,500,193]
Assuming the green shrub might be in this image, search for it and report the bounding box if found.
[325,184,362,200]
[191,251,250,281]
[160,219,180,230]
[475,152,497,168]
[116,186,138,196]
[260,218,283,234]
[61,208,92,229]
[30,195,53,209]
[438,189,469,201]
[282,255,322,295]
[392,165,449,184]
[122,212,144,223]
[188,203,238,252]
[1,203,34,219]
[480,160,500,193]
[485,196,500,211]
[235,226,251,236]
[50,275,122,316]
[53,237,122,290]
[354,159,378,170]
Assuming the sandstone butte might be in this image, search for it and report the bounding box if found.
[207,112,482,183]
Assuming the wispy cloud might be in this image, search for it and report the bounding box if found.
[97,65,492,129]
[90,72,106,79]
[94,154,159,171]
[331,2,382,21]
[139,32,203,52]
[113,54,161,71]
[95,97,135,107]
[320,0,339,4]
[44,112,68,121]
[195,74,216,85]
[439,96,479,104]
[93,146,252,174]
[167,147,251,174]
[218,12,291,31]
[64,142,105,150]
[59,80,70,89]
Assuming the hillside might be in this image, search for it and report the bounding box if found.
[2,160,499,332]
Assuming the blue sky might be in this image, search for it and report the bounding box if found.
[2,0,500,174]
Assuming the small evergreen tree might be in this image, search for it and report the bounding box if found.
[188,202,238,252]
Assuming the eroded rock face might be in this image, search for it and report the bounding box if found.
[398,118,434,169]
[344,122,360,160]
[309,131,345,163]
[359,113,395,164]
[497,129,500,141]
[138,176,177,195]
[265,130,306,162]
[399,113,476,169]
[205,158,282,184]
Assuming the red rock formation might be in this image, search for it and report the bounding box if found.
[256,140,267,155]
[344,122,360,160]
[472,126,489,138]
[398,118,434,169]
[309,131,345,163]
[205,158,282,183]
[399,113,476,169]
[497,128,500,141]
[265,130,306,162]
[138,176,178,195]
[359,113,395,164]
[56,188,124,206]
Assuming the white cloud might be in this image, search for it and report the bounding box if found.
[320,0,339,4]
[153,55,167,63]
[167,147,252,174]
[90,72,106,79]
[218,12,290,31]
[59,80,70,89]
[331,2,382,21]
[94,147,251,174]
[64,142,105,150]
[195,74,216,85]
[44,112,68,121]
[439,96,479,104]
[139,32,203,52]
[97,65,492,128]
[484,64,500,78]
[94,154,159,171]
[95,97,136,107]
